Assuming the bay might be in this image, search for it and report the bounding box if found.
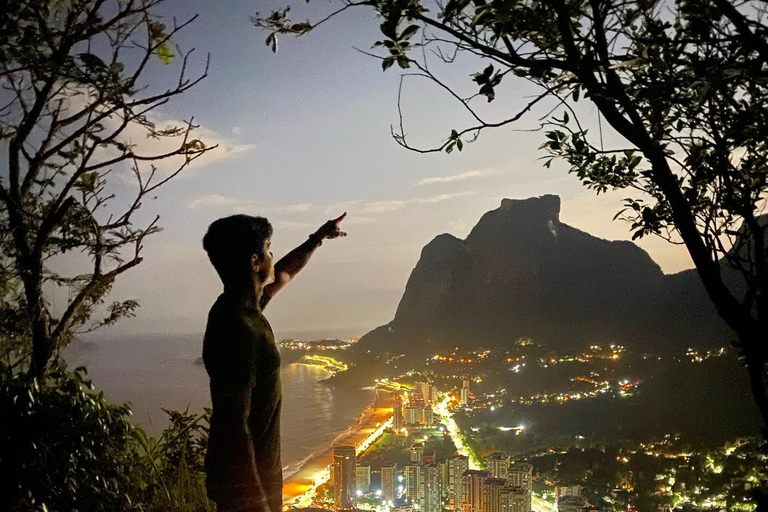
[64,333,374,479]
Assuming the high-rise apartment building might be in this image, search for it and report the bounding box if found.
[356,464,371,493]
[439,460,450,498]
[430,386,440,404]
[482,478,507,512]
[423,407,435,427]
[410,442,424,463]
[393,397,405,432]
[486,452,511,479]
[461,470,489,512]
[405,462,422,504]
[461,380,470,407]
[405,405,422,425]
[448,455,469,503]
[333,445,357,511]
[509,463,533,494]
[501,485,531,512]
[381,462,398,502]
[421,380,432,400]
[420,463,443,512]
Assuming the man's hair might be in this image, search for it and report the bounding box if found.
[203,215,273,284]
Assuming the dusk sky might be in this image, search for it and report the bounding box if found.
[82,0,694,339]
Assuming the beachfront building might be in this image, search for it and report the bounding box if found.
[405,405,422,425]
[381,462,398,501]
[333,445,357,511]
[486,452,510,479]
[394,397,405,432]
[405,462,422,504]
[357,464,371,493]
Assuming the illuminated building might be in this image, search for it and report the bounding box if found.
[430,386,440,404]
[555,486,582,500]
[420,463,442,512]
[423,407,435,427]
[405,405,422,425]
[508,463,532,494]
[482,478,507,512]
[410,442,424,463]
[381,462,398,501]
[485,452,510,479]
[501,485,531,512]
[357,464,371,493]
[448,455,469,505]
[557,495,587,512]
[439,460,450,498]
[461,470,489,512]
[461,380,470,407]
[421,380,432,400]
[394,397,405,431]
[333,445,357,511]
[405,462,422,503]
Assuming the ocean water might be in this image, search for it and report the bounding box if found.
[63,333,374,478]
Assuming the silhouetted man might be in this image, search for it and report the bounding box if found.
[202,213,346,512]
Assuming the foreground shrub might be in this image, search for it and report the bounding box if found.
[0,362,214,511]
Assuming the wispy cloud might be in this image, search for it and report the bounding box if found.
[187,195,313,213]
[417,169,497,186]
[188,194,243,209]
[326,191,475,216]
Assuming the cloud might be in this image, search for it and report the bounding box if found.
[417,169,497,186]
[51,88,254,181]
[326,191,474,216]
[188,194,244,209]
[187,195,314,214]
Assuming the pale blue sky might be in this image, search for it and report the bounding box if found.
[62,1,693,338]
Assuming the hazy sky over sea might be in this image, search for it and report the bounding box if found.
[49,0,693,339]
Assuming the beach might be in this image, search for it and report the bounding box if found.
[282,389,396,508]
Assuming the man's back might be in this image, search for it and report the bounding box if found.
[203,294,282,512]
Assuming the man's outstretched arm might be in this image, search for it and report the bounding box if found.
[261,213,346,308]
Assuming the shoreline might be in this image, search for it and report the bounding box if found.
[282,388,396,508]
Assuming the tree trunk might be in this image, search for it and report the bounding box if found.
[19,259,51,379]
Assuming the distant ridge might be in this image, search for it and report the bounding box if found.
[357,195,733,356]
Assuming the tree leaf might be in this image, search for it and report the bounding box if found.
[400,24,420,40]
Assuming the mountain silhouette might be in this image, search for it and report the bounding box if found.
[358,195,734,357]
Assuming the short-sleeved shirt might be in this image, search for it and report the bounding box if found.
[203,293,282,512]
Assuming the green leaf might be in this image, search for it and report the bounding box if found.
[445,142,455,154]
[400,24,420,40]
[382,56,396,71]
[156,42,173,64]
[563,111,569,124]
[397,56,410,69]
[456,139,463,151]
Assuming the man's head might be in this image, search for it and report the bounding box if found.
[203,215,274,287]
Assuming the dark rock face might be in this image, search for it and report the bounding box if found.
[359,195,733,356]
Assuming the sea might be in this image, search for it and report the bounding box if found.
[63,333,375,479]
